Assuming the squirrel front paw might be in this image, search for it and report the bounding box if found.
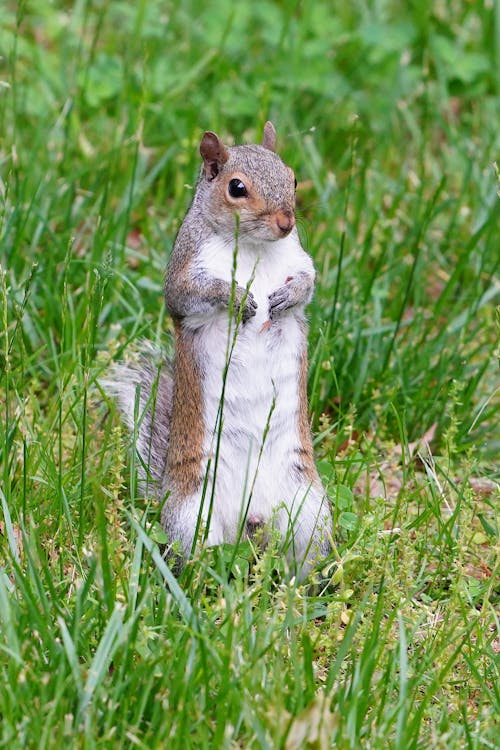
[268,284,293,319]
[235,285,258,322]
[268,273,313,320]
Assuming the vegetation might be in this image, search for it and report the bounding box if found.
[1,1,498,747]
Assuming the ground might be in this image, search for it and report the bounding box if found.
[0,2,498,748]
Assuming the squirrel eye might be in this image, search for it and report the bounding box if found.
[228,178,248,198]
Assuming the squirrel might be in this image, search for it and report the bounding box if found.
[106,122,332,579]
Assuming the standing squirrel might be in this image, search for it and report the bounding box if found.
[108,122,332,578]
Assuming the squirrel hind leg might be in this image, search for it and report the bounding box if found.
[246,513,265,533]
[102,349,173,492]
[245,513,267,542]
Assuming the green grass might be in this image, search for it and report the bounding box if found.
[1,1,499,748]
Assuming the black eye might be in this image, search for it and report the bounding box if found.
[228,178,248,198]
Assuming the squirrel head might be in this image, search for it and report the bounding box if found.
[197,122,296,243]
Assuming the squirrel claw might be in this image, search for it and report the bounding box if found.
[268,285,292,318]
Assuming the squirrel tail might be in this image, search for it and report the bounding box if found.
[102,345,173,491]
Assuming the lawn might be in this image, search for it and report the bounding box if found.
[0,1,499,748]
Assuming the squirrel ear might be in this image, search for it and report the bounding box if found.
[262,121,276,152]
[200,132,229,180]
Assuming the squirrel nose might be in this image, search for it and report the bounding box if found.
[275,210,295,236]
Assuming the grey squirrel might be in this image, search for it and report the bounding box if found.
[107,122,332,578]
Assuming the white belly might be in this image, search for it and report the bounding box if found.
[192,233,314,534]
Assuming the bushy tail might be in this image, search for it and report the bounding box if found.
[102,346,173,491]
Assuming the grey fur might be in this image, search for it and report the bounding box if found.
[103,348,173,491]
[164,137,296,321]
[104,125,330,575]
